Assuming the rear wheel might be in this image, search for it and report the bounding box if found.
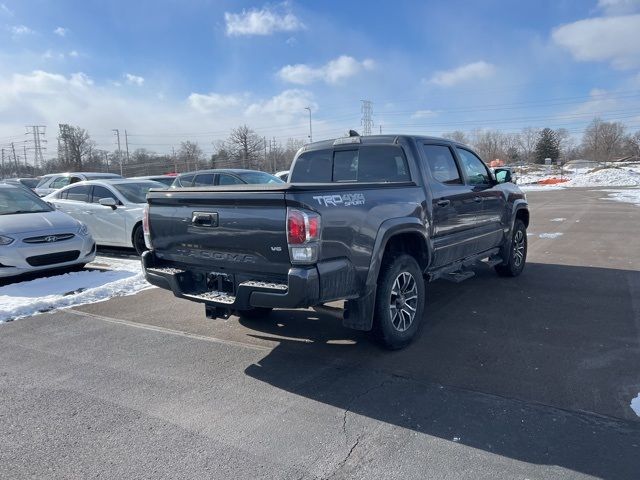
[495,219,527,277]
[235,307,273,320]
[132,224,147,256]
[372,254,425,350]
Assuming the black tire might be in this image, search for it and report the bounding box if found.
[495,219,527,277]
[372,254,426,350]
[132,223,147,256]
[235,307,273,320]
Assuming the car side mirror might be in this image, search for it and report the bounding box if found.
[494,168,513,184]
[99,197,117,209]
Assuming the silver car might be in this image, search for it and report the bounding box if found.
[34,172,122,197]
[0,184,96,278]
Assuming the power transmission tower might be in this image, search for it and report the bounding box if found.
[25,125,46,168]
[361,100,373,136]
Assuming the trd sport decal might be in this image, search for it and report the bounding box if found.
[312,193,365,207]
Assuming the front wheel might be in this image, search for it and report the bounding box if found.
[132,224,147,256]
[495,219,527,277]
[372,254,426,350]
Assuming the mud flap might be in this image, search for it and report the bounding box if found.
[343,290,375,331]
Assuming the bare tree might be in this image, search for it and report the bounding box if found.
[226,125,265,169]
[177,141,204,171]
[470,129,503,162]
[582,118,626,162]
[518,127,541,164]
[58,124,95,170]
[442,130,469,144]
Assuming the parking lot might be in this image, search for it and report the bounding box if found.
[1,188,639,479]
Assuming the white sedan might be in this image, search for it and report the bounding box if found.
[45,179,164,254]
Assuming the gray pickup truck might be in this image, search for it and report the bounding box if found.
[142,134,529,349]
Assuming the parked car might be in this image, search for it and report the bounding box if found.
[170,169,284,188]
[45,179,164,255]
[274,170,289,181]
[3,177,41,190]
[129,175,175,188]
[142,134,528,349]
[34,172,122,197]
[0,183,96,279]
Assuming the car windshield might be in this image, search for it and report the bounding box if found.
[0,188,53,215]
[151,177,175,187]
[35,176,54,188]
[18,178,40,189]
[112,181,164,203]
[237,172,284,184]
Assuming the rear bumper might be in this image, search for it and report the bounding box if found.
[142,250,334,310]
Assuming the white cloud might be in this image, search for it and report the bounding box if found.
[245,89,316,119]
[429,61,495,87]
[552,14,640,69]
[9,25,34,35]
[225,5,304,36]
[278,55,375,85]
[597,0,640,15]
[124,73,144,86]
[0,3,13,16]
[53,26,68,37]
[68,50,79,57]
[188,92,244,113]
[411,109,438,119]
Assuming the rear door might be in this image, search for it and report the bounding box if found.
[455,147,505,251]
[420,143,482,267]
[89,185,128,246]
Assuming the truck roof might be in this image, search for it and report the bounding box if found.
[299,134,471,153]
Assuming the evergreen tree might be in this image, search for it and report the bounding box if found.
[534,128,560,164]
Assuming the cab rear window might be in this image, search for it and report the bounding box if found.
[290,145,410,183]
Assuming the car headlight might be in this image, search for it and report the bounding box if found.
[76,223,90,236]
[0,235,15,245]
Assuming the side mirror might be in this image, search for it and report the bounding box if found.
[494,168,513,184]
[99,197,117,209]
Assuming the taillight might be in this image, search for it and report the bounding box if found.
[287,208,321,264]
[142,204,152,249]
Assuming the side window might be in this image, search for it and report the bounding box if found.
[65,185,91,202]
[218,174,244,185]
[290,150,332,183]
[357,146,410,182]
[92,186,118,204]
[456,148,491,185]
[69,176,83,184]
[50,176,70,189]
[193,173,215,186]
[422,144,462,185]
[56,189,68,199]
[178,174,194,187]
[333,150,358,182]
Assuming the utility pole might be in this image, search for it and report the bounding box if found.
[112,129,122,176]
[124,129,130,164]
[104,151,109,172]
[379,125,382,134]
[23,143,28,172]
[304,106,313,143]
[361,100,373,136]
[1,148,4,179]
[172,147,177,173]
[11,142,18,173]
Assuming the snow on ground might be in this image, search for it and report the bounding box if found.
[601,189,640,207]
[538,233,563,239]
[563,168,640,187]
[519,184,565,191]
[550,218,566,222]
[632,393,640,417]
[0,255,151,323]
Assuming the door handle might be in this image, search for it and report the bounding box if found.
[436,199,450,207]
[191,211,218,227]
[474,196,483,203]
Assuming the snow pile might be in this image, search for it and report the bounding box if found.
[550,218,566,222]
[632,393,640,417]
[564,168,640,187]
[519,184,565,191]
[0,255,151,323]
[602,189,640,207]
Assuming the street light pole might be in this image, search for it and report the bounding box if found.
[304,106,312,143]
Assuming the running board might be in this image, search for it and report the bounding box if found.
[428,248,501,282]
[445,270,475,283]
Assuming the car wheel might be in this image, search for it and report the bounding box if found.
[495,219,527,277]
[372,254,425,350]
[133,224,147,256]
[235,307,273,320]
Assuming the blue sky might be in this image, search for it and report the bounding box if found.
[1,0,639,156]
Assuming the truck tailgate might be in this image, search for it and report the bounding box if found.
[147,189,291,275]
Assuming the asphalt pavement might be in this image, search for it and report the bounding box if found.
[1,187,639,479]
